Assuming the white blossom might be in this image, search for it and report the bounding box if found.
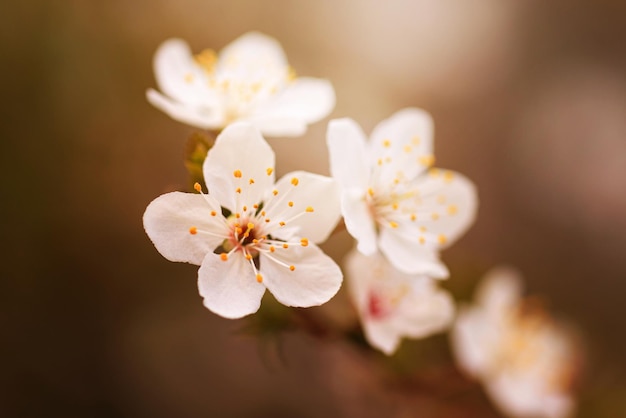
[327,108,477,278]
[143,122,343,318]
[451,267,579,418]
[346,249,454,355]
[146,32,335,137]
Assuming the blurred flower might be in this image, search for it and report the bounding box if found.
[146,32,335,137]
[345,249,454,355]
[451,267,579,418]
[326,108,477,278]
[143,122,343,319]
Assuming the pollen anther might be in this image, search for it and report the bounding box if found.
[305,206,314,212]
[233,170,242,178]
[266,168,273,176]
[193,183,202,192]
[189,227,197,235]
[291,177,299,186]
[220,253,228,261]
[289,265,295,271]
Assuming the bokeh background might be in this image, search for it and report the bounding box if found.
[3,0,626,416]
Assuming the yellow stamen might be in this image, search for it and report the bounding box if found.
[288,201,294,207]
[194,183,202,192]
[300,238,309,247]
[189,227,197,235]
[283,243,289,249]
[289,265,295,271]
[220,253,228,261]
[273,190,278,196]
[236,187,241,193]
[305,206,314,212]
[291,177,299,186]
[383,139,391,148]
[438,234,447,245]
[245,254,252,261]
[249,178,255,184]
[210,211,217,216]
[256,274,263,283]
[279,221,285,226]
[389,221,398,228]
[233,170,242,178]
[447,205,458,215]
[269,246,275,252]
[266,167,273,176]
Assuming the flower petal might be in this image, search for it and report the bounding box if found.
[378,227,449,278]
[198,252,266,319]
[203,122,275,212]
[391,277,455,338]
[476,266,523,314]
[218,31,287,73]
[263,171,341,244]
[363,320,402,355]
[246,78,335,137]
[391,170,478,251]
[326,118,371,190]
[146,89,224,130]
[369,108,435,186]
[451,306,497,378]
[341,189,378,255]
[152,38,220,108]
[143,192,226,265]
[260,243,342,308]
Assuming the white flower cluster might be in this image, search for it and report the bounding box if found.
[143,32,578,417]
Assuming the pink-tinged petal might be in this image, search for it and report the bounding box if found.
[263,171,341,244]
[260,243,342,308]
[326,118,371,190]
[378,228,449,278]
[342,190,378,255]
[203,122,275,212]
[369,108,435,186]
[247,78,335,135]
[143,192,227,265]
[408,170,478,249]
[152,38,219,107]
[217,32,287,72]
[146,89,224,130]
[198,252,266,319]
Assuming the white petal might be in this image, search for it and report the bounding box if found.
[143,192,226,265]
[450,306,497,378]
[246,78,335,136]
[240,115,308,138]
[378,227,449,278]
[476,266,523,314]
[326,118,371,190]
[391,278,455,338]
[363,320,402,355]
[198,252,266,319]
[203,122,275,212]
[218,31,287,72]
[146,89,224,130]
[341,190,378,255]
[486,373,573,418]
[152,38,220,107]
[260,243,342,308]
[369,108,434,185]
[395,170,478,250]
[262,171,341,244]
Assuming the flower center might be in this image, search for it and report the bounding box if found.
[187,48,296,119]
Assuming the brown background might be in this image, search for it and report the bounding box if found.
[2,1,626,416]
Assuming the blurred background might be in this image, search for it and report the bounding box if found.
[2,0,626,416]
